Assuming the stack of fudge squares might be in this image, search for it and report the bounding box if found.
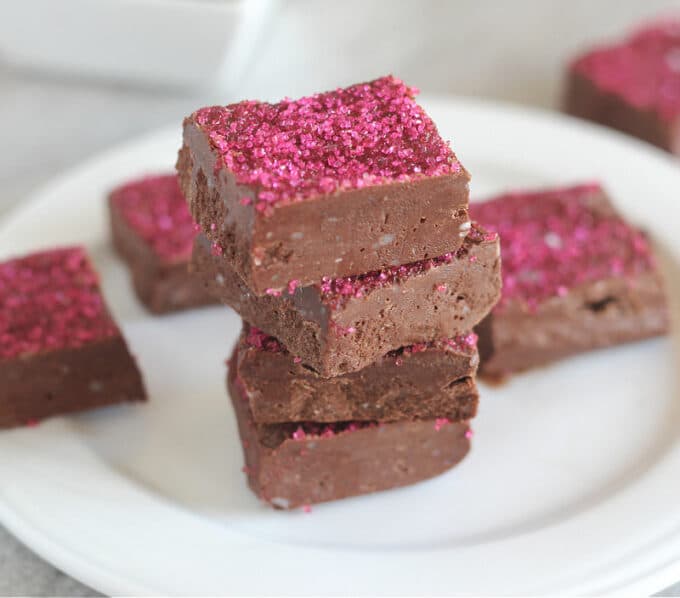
[178,76,502,508]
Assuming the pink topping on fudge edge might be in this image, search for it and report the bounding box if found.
[318,223,497,307]
[571,19,680,121]
[470,183,656,311]
[193,75,461,209]
[110,174,197,262]
[0,247,119,359]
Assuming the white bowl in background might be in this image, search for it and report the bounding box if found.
[0,0,279,91]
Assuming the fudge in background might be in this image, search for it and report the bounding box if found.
[109,173,216,314]
[183,76,500,508]
[564,18,680,154]
[471,183,669,380]
[0,247,146,428]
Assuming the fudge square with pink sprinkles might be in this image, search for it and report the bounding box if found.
[565,18,680,154]
[471,183,669,380]
[0,246,146,428]
[177,75,471,295]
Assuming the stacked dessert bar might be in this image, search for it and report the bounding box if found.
[178,76,501,508]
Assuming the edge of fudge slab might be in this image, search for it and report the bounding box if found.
[563,21,680,152]
[177,75,471,295]
[232,324,479,424]
[109,174,217,314]
[228,369,471,509]
[470,183,669,379]
[0,247,146,428]
[194,223,501,377]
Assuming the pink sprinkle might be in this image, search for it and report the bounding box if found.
[240,196,252,206]
[293,356,302,363]
[193,76,460,212]
[434,418,450,432]
[265,288,282,297]
[346,326,356,334]
[210,242,223,257]
[469,255,478,263]
[287,279,300,294]
[292,426,306,441]
[436,284,447,292]
[302,504,312,513]
[210,222,216,231]
[465,428,474,440]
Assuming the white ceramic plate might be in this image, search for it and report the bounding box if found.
[0,97,679,596]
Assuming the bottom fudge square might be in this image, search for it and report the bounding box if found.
[229,369,471,509]
[0,247,147,428]
[109,173,216,314]
[232,324,479,424]
[194,223,501,377]
[471,183,669,379]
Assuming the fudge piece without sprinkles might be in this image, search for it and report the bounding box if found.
[229,369,471,509]
[471,183,669,379]
[194,223,501,377]
[231,324,479,424]
[0,247,146,428]
[109,173,216,313]
[177,75,471,294]
[565,20,680,153]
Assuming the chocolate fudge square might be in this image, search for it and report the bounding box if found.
[194,223,501,377]
[471,183,669,379]
[229,368,471,509]
[177,75,471,295]
[231,324,479,424]
[564,20,680,153]
[109,173,216,314]
[0,247,146,428]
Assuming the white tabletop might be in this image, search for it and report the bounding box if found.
[1,0,680,594]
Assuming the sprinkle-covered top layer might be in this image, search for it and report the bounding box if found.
[110,174,197,262]
[0,247,119,359]
[192,75,460,210]
[571,19,680,121]
[470,183,655,311]
[244,325,478,357]
[316,223,496,308]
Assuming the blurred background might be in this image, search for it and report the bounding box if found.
[1,0,680,595]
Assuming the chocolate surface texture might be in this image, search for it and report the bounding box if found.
[229,369,471,509]
[194,224,501,376]
[232,324,479,424]
[471,183,669,379]
[177,76,471,294]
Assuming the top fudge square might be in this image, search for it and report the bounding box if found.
[177,75,470,295]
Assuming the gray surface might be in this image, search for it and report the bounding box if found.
[1,1,680,594]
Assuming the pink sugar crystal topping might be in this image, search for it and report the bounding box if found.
[571,19,680,120]
[0,247,119,359]
[470,183,655,310]
[318,223,494,307]
[290,420,376,441]
[110,174,197,263]
[245,326,284,352]
[192,75,460,209]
